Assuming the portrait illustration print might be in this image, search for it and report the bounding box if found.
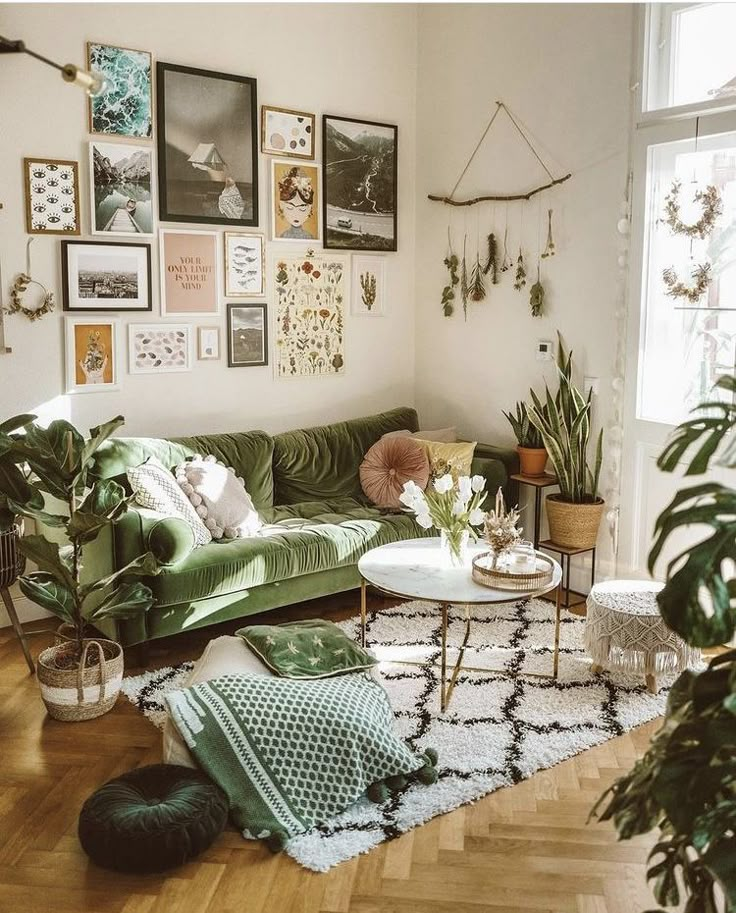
[271,160,320,243]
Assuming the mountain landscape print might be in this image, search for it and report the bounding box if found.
[89,142,153,236]
[323,115,397,251]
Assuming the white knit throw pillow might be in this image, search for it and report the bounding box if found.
[127,457,212,547]
[175,455,262,540]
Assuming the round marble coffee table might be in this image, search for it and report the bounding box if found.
[358,538,563,712]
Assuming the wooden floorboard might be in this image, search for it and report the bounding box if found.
[0,593,669,913]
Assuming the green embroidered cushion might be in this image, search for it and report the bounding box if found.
[165,672,438,850]
[236,619,378,679]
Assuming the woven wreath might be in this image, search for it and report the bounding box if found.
[662,262,712,304]
[7,273,55,321]
[663,180,722,240]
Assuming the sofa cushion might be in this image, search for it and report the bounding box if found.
[93,430,275,510]
[360,436,430,509]
[146,498,430,607]
[272,407,419,505]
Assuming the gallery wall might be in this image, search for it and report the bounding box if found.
[0,2,418,440]
[413,3,634,577]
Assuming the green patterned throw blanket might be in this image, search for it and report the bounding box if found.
[166,672,438,850]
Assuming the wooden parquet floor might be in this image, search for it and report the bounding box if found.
[0,593,668,913]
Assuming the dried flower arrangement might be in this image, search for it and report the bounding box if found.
[529,274,545,317]
[662,262,712,304]
[441,252,459,317]
[482,233,498,284]
[483,486,522,565]
[469,254,486,302]
[514,250,527,291]
[663,181,722,240]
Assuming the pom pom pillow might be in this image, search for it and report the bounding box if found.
[359,436,430,509]
[127,457,212,547]
[176,454,262,540]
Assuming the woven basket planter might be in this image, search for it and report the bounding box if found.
[546,495,605,550]
[37,638,124,722]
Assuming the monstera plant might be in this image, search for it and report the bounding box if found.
[0,414,158,720]
[594,375,736,913]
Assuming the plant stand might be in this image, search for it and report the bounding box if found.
[510,471,558,548]
[1,587,35,673]
[538,539,596,610]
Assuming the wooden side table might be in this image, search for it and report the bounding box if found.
[538,539,596,610]
[510,472,558,548]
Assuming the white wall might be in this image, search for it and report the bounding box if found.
[0,2,418,439]
[414,3,633,575]
[0,2,418,624]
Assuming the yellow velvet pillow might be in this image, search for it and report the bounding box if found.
[414,439,476,479]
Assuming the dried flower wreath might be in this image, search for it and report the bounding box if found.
[662,262,712,304]
[663,181,722,240]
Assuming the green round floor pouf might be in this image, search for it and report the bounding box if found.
[78,764,229,873]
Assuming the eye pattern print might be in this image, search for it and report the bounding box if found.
[26,161,78,233]
[274,255,347,377]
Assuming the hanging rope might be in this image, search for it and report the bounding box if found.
[429,100,572,206]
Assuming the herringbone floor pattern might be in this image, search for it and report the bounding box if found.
[0,594,668,913]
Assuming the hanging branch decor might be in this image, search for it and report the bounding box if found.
[469,253,486,302]
[428,101,572,206]
[441,251,459,317]
[514,250,527,291]
[481,233,498,284]
[663,180,722,240]
[662,262,712,304]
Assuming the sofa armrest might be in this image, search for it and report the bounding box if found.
[115,508,195,568]
[470,443,519,507]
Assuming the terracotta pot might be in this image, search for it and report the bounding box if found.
[517,446,548,478]
[545,495,605,550]
[37,638,124,722]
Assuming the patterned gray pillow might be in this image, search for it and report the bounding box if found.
[127,457,212,547]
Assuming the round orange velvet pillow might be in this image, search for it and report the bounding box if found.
[360,437,430,509]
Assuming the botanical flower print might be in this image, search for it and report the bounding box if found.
[274,254,347,377]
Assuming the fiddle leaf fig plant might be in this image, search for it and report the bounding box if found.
[593,375,736,913]
[0,413,159,659]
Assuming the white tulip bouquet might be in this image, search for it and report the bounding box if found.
[399,473,488,563]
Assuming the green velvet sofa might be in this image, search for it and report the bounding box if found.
[86,407,517,647]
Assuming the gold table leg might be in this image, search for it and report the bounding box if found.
[440,602,448,712]
[360,577,367,647]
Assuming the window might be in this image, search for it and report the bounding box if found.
[645,3,736,114]
[638,131,736,423]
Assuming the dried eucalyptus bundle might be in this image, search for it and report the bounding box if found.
[529,272,545,317]
[469,254,486,302]
[482,233,498,284]
[441,253,459,317]
[514,250,527,291]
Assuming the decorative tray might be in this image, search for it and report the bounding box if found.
[472,551,554,591]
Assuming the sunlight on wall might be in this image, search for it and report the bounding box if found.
[30,394,72,427]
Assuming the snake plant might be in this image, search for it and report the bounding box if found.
[502,401,544,449]
[526,336,603,503]
[593,374,736,913]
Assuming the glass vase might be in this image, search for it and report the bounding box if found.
[440,529,470,567]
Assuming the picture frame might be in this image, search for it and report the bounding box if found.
[61,240,152,312]
[224,231,264,297]
[156,62,258,226]
[128,323,192,374]
[197,326,220,360]
[24,158,80,235]
[227,303,267,367]
[351,255,386,316]
[159,228,220,317]
[65,316,119,393]
[89,141,155,237]
[87,42,153,139]
[261,105,315,159]
[322,115,398,252]
[270,159,320,244]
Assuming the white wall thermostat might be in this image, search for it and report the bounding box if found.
[536,339,554,361]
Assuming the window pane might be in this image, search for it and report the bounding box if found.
[638,131,736,424]
[646,3,736,112]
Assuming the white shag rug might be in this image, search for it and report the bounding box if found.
[121,597,669,872]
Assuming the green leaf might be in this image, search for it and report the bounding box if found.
[17,534,76,590]
[18,572,75,624]
[0,413,36,434]
[0,461,43,511]
[8,502,67,528]
[67,479,130,544]
[88,580,155,621]
[79,551,160,603]
[80,415,124,469]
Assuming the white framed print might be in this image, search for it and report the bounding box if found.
[198,326,221,360]
[128,323,192,374]
[224,232,264,297]
[351,255,386,316]
[89,140,155,237]
[159,229,220,317]
[65,316,120,394]
[270,159,320,243]
[261,105,315,159]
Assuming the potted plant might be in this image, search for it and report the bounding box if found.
[526,337,604,550]
[0,414,158,721]
[593,375,736,913]
[503,401,548,477]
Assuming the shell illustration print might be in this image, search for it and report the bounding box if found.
[274,254,348,378]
